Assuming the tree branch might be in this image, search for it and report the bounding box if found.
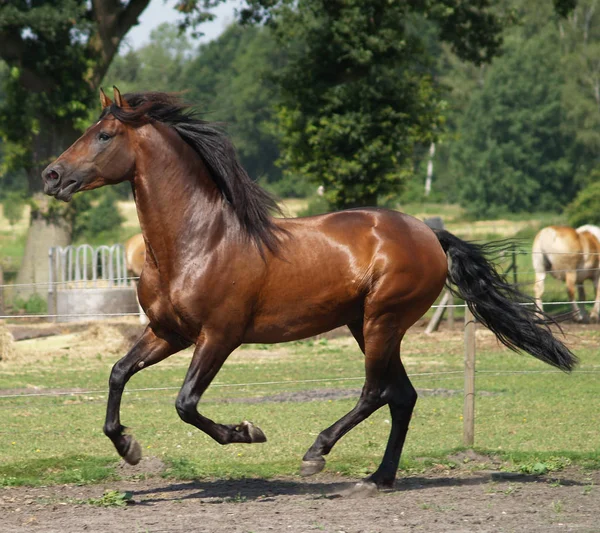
[0,29,56,91]
[87,0,151,88]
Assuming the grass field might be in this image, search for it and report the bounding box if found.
[0,322,598,487]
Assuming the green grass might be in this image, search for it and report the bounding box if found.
[1,328,599,487]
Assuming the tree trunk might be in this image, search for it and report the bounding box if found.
[425,142,435,197]
[15,116,79,303]
[27,116,80,194]
[14,205,71,302]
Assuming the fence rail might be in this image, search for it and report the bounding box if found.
[0,251,599,451]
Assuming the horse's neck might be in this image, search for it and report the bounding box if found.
[131,125,231,269]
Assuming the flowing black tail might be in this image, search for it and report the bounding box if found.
[434,230,577,372]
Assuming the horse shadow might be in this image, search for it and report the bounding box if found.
[130,471,585,505]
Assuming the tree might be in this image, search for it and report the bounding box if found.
[559,0,600,188]
[182,24,284,185]
[565,179,600,226]
[0,0,156,293]
[234,0,513,209]
[107,23,193,94]
[450,23,577,217]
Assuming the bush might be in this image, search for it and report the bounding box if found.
[261,173,315,199]
[72,188,124,241]
[564,180,600,227]
[13,293,47,315]
[1,191,27,226]
[297,195,330,217]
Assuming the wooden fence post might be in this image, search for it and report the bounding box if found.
[0,264,4,316]
[463,304,476,446]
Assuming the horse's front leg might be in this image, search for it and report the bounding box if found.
[176,332,266,444]
[103,326,190,464]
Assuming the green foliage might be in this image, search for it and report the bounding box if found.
[297,195,329,217]
[107,24,192,94]
[261,173,313,199]
[0,1,96,190]
[449,25,576,217]
[1,191,26,226]
[86,490,134,507]
[270,0,449,209]
[181,24,284,183]
[564,179,600,227]
[254,0,519,210]
[12,293,47,315]
[72,188,124,242]
[517,456,572,475]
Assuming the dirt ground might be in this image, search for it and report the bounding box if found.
[1,463,599,533]
[2,321,600,532]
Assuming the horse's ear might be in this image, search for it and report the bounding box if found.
[99,87,113,109]
[112,86,131,109]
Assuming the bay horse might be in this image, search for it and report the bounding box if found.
[533,225,600,322]
[42,88,576,491]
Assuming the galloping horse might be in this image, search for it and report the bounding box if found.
[42,88,576,491]
[533,226,600,322]
[124,233,148,324]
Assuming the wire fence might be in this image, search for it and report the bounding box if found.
[0,249,599,455]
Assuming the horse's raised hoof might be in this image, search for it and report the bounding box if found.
[240,421,267,443]
[345,480,379,498]
[300,458,326,477]
[123,436,142,465]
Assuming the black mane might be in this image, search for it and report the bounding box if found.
[100,92,285,255]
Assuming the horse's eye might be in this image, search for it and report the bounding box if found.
[98,132,111,142]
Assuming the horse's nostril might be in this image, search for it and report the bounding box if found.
[47,169,60,181]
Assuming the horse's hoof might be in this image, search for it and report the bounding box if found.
[345,480,379,498]
[240,421,267,443]
[123,437,142,465]
[300,458,326,477]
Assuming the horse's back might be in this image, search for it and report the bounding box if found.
[282,208,446,276]
[577,224,600,243]
[576,230,600,277]
[247,209,448,342]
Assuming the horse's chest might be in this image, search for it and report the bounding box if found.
[137,276,200,339]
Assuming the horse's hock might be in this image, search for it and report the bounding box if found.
[48,244,138,323]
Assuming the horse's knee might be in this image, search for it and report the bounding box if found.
[108,359,130,390]
[175,394,196,424]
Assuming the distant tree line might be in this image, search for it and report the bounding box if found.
[1,0,596,232]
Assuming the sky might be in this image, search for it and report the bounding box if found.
[125,0,241,49]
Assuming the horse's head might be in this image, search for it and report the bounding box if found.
[42,87,136,202]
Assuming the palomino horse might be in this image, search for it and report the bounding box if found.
[533,226,600,322]
[578,224,600,244]
[124,233,148,324]
[42,88,576,491]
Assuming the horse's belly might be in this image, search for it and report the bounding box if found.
[243,295,360,343]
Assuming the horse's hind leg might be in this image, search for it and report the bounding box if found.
[366,355,416,488]
[300,317,410,489]
[533,270,546,315]
[103,326,189,464]
[565,270,584,321]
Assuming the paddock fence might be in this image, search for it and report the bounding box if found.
[0,246,599,451]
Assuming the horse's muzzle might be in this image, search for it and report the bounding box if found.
[42,164,80,202]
